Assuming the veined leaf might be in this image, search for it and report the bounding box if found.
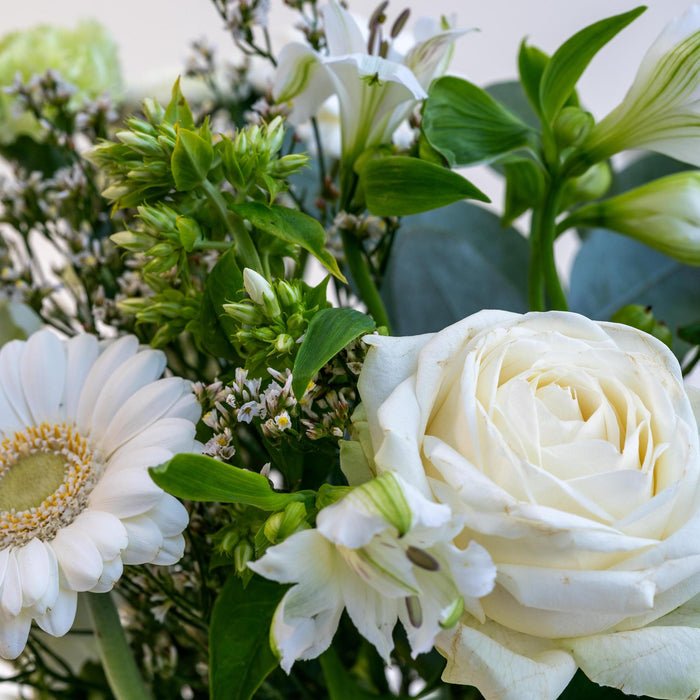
[171,127,213,191]
[232,202,345,281]
[292,307,376,400]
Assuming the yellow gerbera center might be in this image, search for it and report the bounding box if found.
[0,423,99,548]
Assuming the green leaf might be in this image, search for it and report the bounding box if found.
[539,7,646,122]
[232,202,345,281]
[570,230,700,360]
[559,669,649,699]
[320,647,394,700]
[502,160,545,226]
[679,321,700,346]
[171,128,214,191]
[164,77,195,130]
[292,307,376,400]
[518,41,550,117]
[150,453,313,510]
[199,246,243,360]
[361,156,489,216]
[210,574,286,700]
[381,202,529,335]
[422,76,538,167]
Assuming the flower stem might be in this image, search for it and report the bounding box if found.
[86,592,153,700]
[200,179,262,272]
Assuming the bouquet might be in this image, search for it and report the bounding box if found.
[0,2,699,699]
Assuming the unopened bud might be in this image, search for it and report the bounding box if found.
[274,333,295,354]
[243,268,281,316]
[554,106,594,150]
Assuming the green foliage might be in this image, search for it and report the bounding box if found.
[361,156,489,216]
[422,76,539,167]
[150,453,314,510]
[502,160,544,226]
[292,308,376,400]
[171,126,214,191]
[539,7,646,122]
[210,575,287,700]
[381,202,529,335]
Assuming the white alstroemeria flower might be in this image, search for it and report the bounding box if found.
[0,330,200,659]
[582,5,700,167]
[274,0,466,162]
[563,171,700,265]
[249,471,495,671]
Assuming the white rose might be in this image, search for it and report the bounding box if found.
[357,310,700,700]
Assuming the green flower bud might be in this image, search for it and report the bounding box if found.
[565,172,700,265]
[243,268,281,317]
[274,333,295,354]
[223,302,261,325]
[110,229,158,253]
[553,106,594,150]
[276,280,301,308]
[234,540,254,574]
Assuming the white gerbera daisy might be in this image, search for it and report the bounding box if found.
[0,330,200,659]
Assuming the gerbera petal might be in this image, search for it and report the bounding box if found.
[111,417,196,460]
[121,516,164,565]
[1,552,22,616]
[100,377,190,453]
[151,535,185,566]
[34,588,78,637]
[147,495,189,538]
[76,334,139,434]
[164,391,201,423]
[63,334,99,419]
[16,538,52,606]
[0,608,32,659]
[89,464,166,519]
[0,340,31,427]
[69,510,128,561]
[20,330,66,425]
[51,527,105,592]
[92,557,123,593]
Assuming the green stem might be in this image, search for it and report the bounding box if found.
[539,181,568,311]
[339,166,391,330]
[86,592,153,700]
[200,179,262,272]
[528,205,545,311]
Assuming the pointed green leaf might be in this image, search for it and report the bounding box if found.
[150,453,313,510]
[171,128,213,191]
[518,41,550,117]
[423,76,538,167]
[210,574,286,700]
[539,7,646,122]
[292,308,375,400]
[164,77,195,130]
[361,156,489,216]
[232,202,345,281]
[320,647,395,700]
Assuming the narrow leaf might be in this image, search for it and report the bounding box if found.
[539,7,646,122]
[171,128,213,191]
[164,77,195,130]
[292,308,375,400]
[362,156,489,216]
[210,574,286,700]
[232,202,345,281]
[423,76,538,167]
[150,453,312,510]
[518,41,550,117]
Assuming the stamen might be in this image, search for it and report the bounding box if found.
[406,545,440,571]
[390,8,410,39]
[405,595,423,627]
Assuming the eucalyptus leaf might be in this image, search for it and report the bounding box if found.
[382,202,529,335]
[0,302,41,347]
[361,156,489,216]
[569,229,700,359]
[232,202,345,281]
[150,453,313,510]
[210,574,286,700]
[171,128,214,191]
[422,76,538,167]
[292,307,375,400]
[485,81,540,130]
[539,7,645,122]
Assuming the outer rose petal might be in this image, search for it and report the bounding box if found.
[564,626,700,699]
[437,618,576,700]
